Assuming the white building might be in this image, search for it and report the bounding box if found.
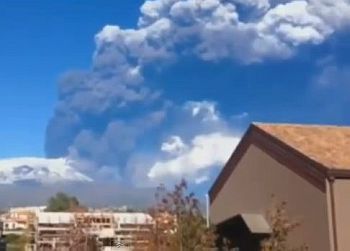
[35,212,153,250]
[0,207,154,250]
[9,206,46,214]
[0,206,41,235]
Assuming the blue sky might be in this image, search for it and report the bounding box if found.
[1,0,350,205]
[0,0,144,157]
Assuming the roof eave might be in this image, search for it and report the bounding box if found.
[327,169,350,179]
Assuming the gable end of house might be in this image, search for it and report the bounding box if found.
[209,124,334,204]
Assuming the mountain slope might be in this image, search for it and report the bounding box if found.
[0,157,92,184]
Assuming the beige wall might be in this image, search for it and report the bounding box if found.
[210,145,331,251]
[332,179,350,251]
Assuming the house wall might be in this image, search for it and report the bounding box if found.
[210,145,331,251]
[332,179,350,251]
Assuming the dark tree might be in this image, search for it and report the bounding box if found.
[45,192,84,212]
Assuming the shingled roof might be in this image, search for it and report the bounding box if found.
[256,123,350,170]
[209,123,350,203]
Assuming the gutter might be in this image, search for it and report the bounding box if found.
[328,175,338,251]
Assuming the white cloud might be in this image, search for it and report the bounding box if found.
[0,157,92,184]
[161,136,188,155]
[125,99,241,187]
[258,1,332,46]
[95,0,350,66]
[232,112,249,120]
[184,101,220,122]
[194,175,210,184]
[309,0,350,29]
[232,0,270,11]
[147,132,240,182]
[310,61,350,119]
[314,64,350,88]
[95,25,122,44]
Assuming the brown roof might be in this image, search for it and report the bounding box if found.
[209,123,350,204]
[255,123,350,170]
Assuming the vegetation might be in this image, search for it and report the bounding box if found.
[45,192,85,212]
[261,198,309,251]
[3,219,35,251]
[5,234,27,251]
[142,179,216,251]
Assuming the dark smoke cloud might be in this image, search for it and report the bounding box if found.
[45,0,348,184]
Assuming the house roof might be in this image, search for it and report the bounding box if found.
[256,123,350,170]
[209,123,350,204]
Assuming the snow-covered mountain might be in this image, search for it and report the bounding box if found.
[0,157,92,184]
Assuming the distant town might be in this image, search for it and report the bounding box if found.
[0,194,155,251]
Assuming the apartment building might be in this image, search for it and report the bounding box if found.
[0,206,45,250]
[0,206,43,235]
[35,212,153,250]
[0,207,154,250]
[36,212,74,250]
[113,213,153,248]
